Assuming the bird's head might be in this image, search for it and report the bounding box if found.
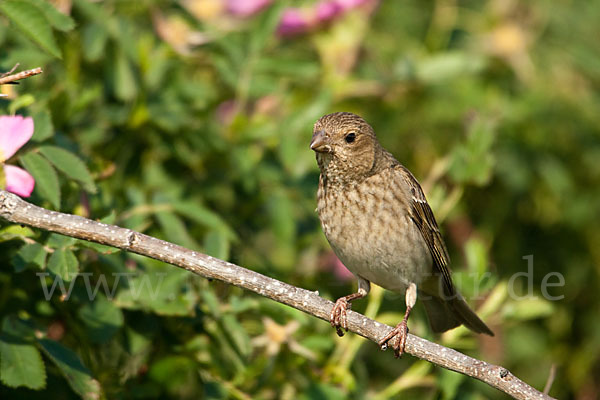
[311,112,381,184]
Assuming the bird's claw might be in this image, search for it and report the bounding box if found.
[378,320,409,358]
[330,297,350,336]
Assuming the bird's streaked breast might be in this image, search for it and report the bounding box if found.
[317,168,433,292]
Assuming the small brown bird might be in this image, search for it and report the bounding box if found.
[311,112,493,357]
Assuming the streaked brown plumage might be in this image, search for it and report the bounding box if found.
[311,112,493,357]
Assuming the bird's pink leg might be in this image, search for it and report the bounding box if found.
[330,277,370,336]
[378,282,417,358]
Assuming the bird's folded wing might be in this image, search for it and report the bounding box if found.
[394,165,455,296]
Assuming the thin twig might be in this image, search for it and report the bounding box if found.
[0,190,556,400]
[1,63,20,77]
[0,67,43,85]
[543,364,557,395]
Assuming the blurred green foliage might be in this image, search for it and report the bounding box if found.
[1,0,599,399]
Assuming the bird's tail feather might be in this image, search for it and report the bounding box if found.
[422,293,494,336]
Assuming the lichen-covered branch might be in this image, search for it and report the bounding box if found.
[0,190,555,400]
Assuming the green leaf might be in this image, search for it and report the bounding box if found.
[8,93,35,114]
[148,356,197,393]
[204,320,245,374]
[464,237,489,276]
[267,190,295,243]
[47,248,79,281]
[114,50,137,101]
[115,262,196,316]
[416,51,486,84]
[221,314,251,358]
[26,0,75,32]
[39,145,97,193]
[155,211,199,250]
[82,23,108,62]
[0,335,46,390]
[0,0,61,58]
[449,115,497,186]
[75,239,119,254]
[439,368,465,400]
[47,232,76,249]
[2,315,37,340]
[78,296,124,343]
[31,109,54,142]
[99,211,116,225]
[249,2,285,54]
[37,338,101,399]
[19,151,61,209]
[200,288,221,317]
[172,201,237,240]
[503,297,555,321]
[300,383,346,400]
[203,230,230,260]
[0,225,36,242]
[300,335,335,352]
[12,242,47,272]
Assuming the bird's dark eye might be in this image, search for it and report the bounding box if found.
[345,132,356,143]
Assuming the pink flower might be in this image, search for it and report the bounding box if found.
[4,165,34,197]
[277,8,311,36]
[0,115,35,197]
[0,115,33,161]
[226,0,272,17]
[316,1,343,22]
[277,0,377,37]
[331,255,354,281]
[334,0,371,10]
[321,251,354,282]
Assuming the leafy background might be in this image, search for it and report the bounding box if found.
[1,0,599,399]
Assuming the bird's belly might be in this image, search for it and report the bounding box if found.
[319,190,433,293]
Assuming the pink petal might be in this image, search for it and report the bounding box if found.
[332,256,354,281]
[277,9,311,36]
[316,1,343,22]
[320,252,354,282]
[4,165,35,197]
[226,0,272,17]
[334,0,371,10]
[0,115,34,162]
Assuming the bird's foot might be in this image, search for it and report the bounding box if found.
[330,297,351,337]
[378,320,409,358]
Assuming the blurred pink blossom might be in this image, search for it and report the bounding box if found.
[335,0,371,10]
[277,0,377,37]
[332,256,354,281]
[315,1,343,22]
[0,115,35,197]
[226,0,272,17]
[277,8,311,36]
[323,251,354,281]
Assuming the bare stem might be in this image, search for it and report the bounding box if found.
[0,67,43,85]
[0,190,555,400]
[543,364,557,395]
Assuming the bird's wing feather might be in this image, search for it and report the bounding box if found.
[394,165,455,295]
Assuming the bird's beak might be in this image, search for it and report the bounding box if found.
[310,130,331,153]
